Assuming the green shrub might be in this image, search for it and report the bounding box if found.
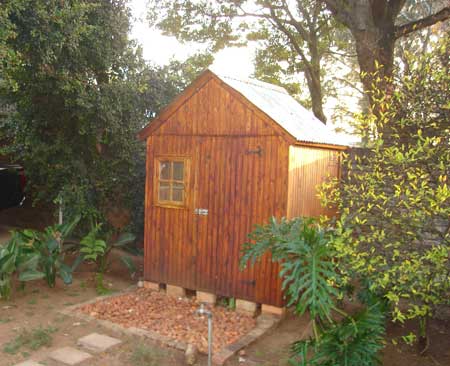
[241,217,386,366]
[320,36,450,345]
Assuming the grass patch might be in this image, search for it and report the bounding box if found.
[27,298,37,305]
[129,344,166,366]
[3,326,57,354]
[0,317,12,324]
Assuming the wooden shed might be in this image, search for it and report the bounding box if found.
[138,70,347,309]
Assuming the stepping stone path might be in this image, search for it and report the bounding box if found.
[77,332,122,353]
[49,347,93,365]
[14,333,122,366]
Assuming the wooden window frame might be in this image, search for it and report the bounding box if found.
[154,156,190,209]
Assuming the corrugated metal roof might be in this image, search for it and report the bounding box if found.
[215,72,350,147]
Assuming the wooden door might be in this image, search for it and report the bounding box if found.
[192,137,272,301]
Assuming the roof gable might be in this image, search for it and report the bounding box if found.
[139,69,348,148]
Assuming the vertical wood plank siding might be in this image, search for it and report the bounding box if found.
[287,145,341,218]
[144,77,288,306]
[143,75,340,307]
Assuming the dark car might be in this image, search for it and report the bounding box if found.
[0,163,26,210]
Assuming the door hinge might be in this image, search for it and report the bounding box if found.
[240,279,256,286]
[246,146,263,156]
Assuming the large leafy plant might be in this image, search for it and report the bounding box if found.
[75,223,136,294]
[320,36,450,348]
[0,218,79,298]
[13,217,80,288]
[241,217,386,365]
[0,231,46,299]
[77,224,136,276]
[0,235,21,299]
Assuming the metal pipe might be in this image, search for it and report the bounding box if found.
[196,303,213,366]
[59,200,63,225]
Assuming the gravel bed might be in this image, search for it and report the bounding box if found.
[78,288,256,353]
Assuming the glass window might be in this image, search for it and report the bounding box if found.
[155,158,188,207]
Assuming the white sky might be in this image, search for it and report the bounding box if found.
[129,0,255,78]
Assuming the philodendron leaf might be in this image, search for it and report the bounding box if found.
[59,215,81,238]
[113,233,135,247]
[17,253,40,271]
[19,270,45,281]
[71,254,84,272]
[59,263,73,285]
[120,255,136,276]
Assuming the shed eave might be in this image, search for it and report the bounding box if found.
[293,140,349,150]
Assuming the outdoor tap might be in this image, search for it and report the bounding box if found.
[196,303,213,366]
[196,303,212,318]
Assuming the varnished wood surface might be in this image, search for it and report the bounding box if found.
[143,74,339,307]
[287,145,341,218]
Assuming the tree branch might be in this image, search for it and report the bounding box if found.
[395,6,450,39]
[388,0,406,19]
[267,7,312,73]
[321,0,354,28]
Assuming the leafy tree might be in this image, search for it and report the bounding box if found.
[0,0,173,235]
[159,52,214,93]
[323,0,450,110]
[148,0,449,120]
[321,36,450,348]
[147,0,344,123]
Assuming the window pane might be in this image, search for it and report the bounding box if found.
[159,161,171,180]
[173,161,184,181]
[159,182,170,201]
[172,183,184,202]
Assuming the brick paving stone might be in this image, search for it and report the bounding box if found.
[49,346,93,365]
[77,333,122,353]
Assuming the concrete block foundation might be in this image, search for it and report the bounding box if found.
[166,284,186,298]
[196,291,217,304]
[261,304,286,318]
[142,281,160,291]
[236,299,258,316]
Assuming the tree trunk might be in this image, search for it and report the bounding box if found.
[352,23,396,116]
[305,67,327,124]
[305,35,327,124]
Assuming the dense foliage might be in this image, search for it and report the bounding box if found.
[241,217,386,365]
[147,1,449,122]
[0,0,175,237]
[321,37,450,344]
[0,217,80,298]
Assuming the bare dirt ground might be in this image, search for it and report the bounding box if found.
[1,225,449,366]
[225,311,450,366]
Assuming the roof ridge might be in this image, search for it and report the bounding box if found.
[215,72,289,95]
